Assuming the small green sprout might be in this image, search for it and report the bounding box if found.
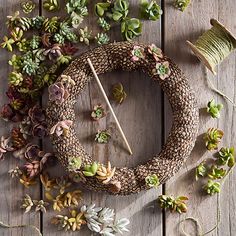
[206,99,223,118]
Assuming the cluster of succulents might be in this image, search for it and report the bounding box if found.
[52,204,130,234]
[194,129,235,196]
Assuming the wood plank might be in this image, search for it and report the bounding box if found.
[164,0,236,235]
[0,1,41,235]
[41,0,164,235]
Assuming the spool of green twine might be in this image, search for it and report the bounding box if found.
[187,19,236,75]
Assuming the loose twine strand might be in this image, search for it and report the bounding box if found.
[179,166,234,236]
[0,221,42,236]
[194,21,235,70]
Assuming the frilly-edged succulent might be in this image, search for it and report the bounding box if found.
[121,18,142,41]
[112,0,129,21]
[158,195,188,214]
[131,45,145,61]
[203,180,221,195]
[112,83,127,104]
[98,17,111,31]
[204,128,224,150]
[43,0,60,12]
[50,120,73,137]
[21,1,36,14]
[68,156,82,172]
[153,61,171,80]
[217,147,235,167]
[206,99,223,118]
[95,130,111,144]
[96,161,116,184]
[195,161,208,180]
[174,0,191,12]
[140,0,163,21]
[8,166,23,178]
[91,105,106,121]
[145,174,159,188]
[95,33,110,45]
[79,27,92,45]
[147,44,163,61]
[48,82,69,105]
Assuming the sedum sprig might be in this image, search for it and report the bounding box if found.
[203,180,221,195]
[208,165,226,179]
[195,161,208,180]
[204,128,224,150]
[140,0,163,21]
[174,0,191,12]
[217,147,235,167]
[206,99,223,118]
[158,195,188,214]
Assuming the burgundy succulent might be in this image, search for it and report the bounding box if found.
[61,43,78,55]
[28,105,46,124]
[48,82,69,105]
[25,144,41,161]
[11,127,27,149]
[32,123,47,138]
[25,160,40,178]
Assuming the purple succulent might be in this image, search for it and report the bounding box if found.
[48,82,69,105]
[0,136,14,160]
[28,106,46,124]
[50,120,73,137]
[32,123,47,138]
[25,144,41,161]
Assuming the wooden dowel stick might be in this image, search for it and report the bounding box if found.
[87,58,133,155]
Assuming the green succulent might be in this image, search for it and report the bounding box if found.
[204,128,224,151]
[9,71,24,86]
[140,0,163,21]
[6,11,20,29]
[11,27,24,42]
[95,2,111,17]
[68,156,82,172]
[112,83,127,104]
[208,165,226,179]
[112,0,129,21]
[59,21,78,42]
[158,195,188,214]
[57,55,72,65]
[204,180,221,195]
[70,12,84,29]
[218,147,235,167]
[95,130,111,144]
[9,54,23,70]
[95,33,110,45]
[91,105,106,121]
[33,48,46,62]
[21,1,36,14]
[30,35,41,49]
[79,27,92,45]
[98,17,111,31]
[195,161,208,180]
[43,0,60,12]
[66,0,88,16]
[43,17,59,33]
[121,18,142,41]
[1,36,15,51]
[22,58,39,75]
[145,174,159,188]
[32,16,45,29]
[16,38,30,52]
[206,99,223,118]
[53,33,65,44]
[18,17,32,31]
[83,162,99,177]
[174,0,191,12]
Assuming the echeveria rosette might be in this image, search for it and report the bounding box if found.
[91,105,106,121]
[153,61,171,80]
[204,128,224,151]
[131,46,145,61]
[68,156,82,172]
[140,0,163,21]
[95,130,111,144]
[147,44,163,61]
[48,82,69,105]
[145,174,159,188]
[50,120,73,137]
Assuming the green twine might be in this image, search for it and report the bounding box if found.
[188,19,236,74]
[0,221,42,236]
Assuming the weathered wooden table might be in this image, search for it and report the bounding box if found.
[0,0,235,235]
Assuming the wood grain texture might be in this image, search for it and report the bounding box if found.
[0,1,41,236]
[164,0,236,235]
